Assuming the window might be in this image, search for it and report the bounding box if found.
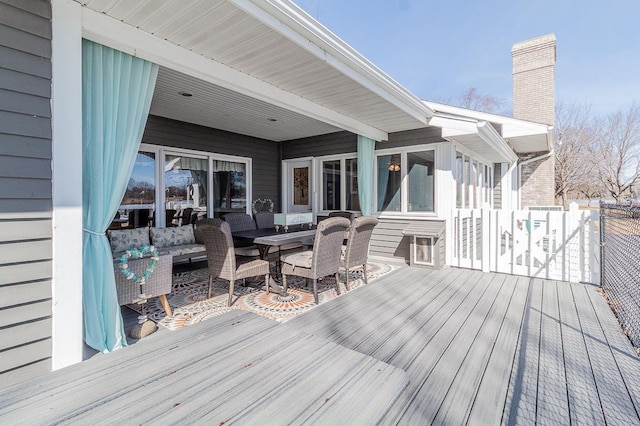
[377,153,401,212]
[376,147,436,214]
[345,158,360,211]
[213,160,247,216]
[165,155,208,217]
[316,154,359,213]
[322,160,341,211]
[120,151,156,228]
[454,149,493,209]
[407,151,434,212]
[117,144,251,227]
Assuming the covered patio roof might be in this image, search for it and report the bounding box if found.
[75,0,436,142]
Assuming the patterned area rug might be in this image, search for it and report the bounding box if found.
[132,260,400,331]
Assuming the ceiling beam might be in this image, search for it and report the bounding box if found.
[80,7,388,142]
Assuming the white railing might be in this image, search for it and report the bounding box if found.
[449,203,600,284]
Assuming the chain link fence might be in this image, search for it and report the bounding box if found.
[600,201,640,347]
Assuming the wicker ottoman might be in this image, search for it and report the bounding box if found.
[113,254,173,317]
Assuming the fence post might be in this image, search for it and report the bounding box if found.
[568,202,579,283]
[590,209,600,285]
[599,201,605,288]
[482,209,490,273]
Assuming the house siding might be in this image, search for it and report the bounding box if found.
[141,115,281,210]
[281,131,357,159]
[283,127,447,264]
[0,0,53,387]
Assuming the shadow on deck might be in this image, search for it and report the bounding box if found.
[3,266,640,424]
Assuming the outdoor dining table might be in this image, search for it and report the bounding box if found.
[232,226,317,296]
[232,226,316,260]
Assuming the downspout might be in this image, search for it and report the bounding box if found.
[517,148,555,209]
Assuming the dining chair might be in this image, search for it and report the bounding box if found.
[165,209,177,227]
[177,207,194,226]
[253,211,274,229]
[341,216,378,290]
[222,212,262,257]
[198,219,271,305]
[280,216,351,304]
[328,211,355,221]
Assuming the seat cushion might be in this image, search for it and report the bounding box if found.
[107,227,150,253]
[281,250,313,269]
[150,224,195,248]
[157,243,205,257]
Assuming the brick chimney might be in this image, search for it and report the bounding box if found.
[512,34,556,207]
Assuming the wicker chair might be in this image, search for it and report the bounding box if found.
[253,211,274,229]
[280,217,351,304]
[341,216,378,290]
[199,219,270,306]
[328,211,355,221]
[222,213,257,232]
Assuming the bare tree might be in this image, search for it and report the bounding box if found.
[458,87,507,114]
[554,102,599,209]
[591,103,640,203]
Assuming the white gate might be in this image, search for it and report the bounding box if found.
[449,204,600,284]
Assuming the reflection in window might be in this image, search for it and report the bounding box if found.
[121,152,155,228]
[165,155,208,219]
[407,151,434,212]
[346,158,360,211]
[323,160,341,211]
[377,154,401,212]
[213,160,246,217]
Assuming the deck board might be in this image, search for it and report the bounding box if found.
[0,310,409,425]
[556,281,605,425]
[3,266,640,425]
[572,284,639,425]
[536,279,570,425]
[466,275,530,425]
[288,267,640,425]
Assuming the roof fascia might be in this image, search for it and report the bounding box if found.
[430,114,517,163]
[80,7,388,142]
[477,121,518,163]
[230,0,434,124]
[424,100,551,137]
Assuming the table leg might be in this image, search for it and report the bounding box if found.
[159,294,172,318]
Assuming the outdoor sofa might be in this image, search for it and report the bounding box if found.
[107,224,207,264]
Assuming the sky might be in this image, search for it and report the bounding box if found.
[294,0,640,115]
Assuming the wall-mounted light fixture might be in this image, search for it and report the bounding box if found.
[388,163,400,172]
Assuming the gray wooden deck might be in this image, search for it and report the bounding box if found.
[286,267,640,425]
[2,266,640,425]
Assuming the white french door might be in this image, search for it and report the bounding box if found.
[282,158,313,214]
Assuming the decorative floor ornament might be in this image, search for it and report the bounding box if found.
[131,260,400,331]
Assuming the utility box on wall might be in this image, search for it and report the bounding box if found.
[402,221,446,268]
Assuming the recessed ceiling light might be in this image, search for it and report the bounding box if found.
[267,117,277,122]
[179,91,193,97]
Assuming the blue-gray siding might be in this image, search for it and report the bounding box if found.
[282,127,446,263]
[0,0,53,387]
[142,115,281,210]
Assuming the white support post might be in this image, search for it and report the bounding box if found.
[481,208,490,273]
[51,0,84,369]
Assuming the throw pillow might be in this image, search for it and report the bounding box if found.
[150,224,196,248]
[107,227,150,253]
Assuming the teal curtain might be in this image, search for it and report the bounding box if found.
[82,40,159,352]
[357,135,376,215]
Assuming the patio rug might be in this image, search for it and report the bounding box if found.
[130,260,400,331]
